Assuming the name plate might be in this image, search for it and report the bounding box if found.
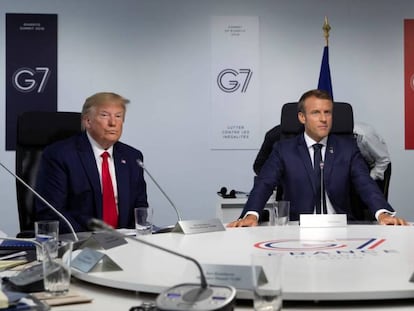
[80,232,127,250]
[71,247,122,273]
[201,264,253,290]
[299,214,347,228]
[172,218,225,234]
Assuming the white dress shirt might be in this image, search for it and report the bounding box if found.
[86,132,119,211]
[303,133,336,215]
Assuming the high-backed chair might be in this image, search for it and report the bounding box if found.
[15,111,82,233]
[278,102,374,221]
[280,102,354,139]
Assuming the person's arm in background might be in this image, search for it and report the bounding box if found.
[253,125,281,175]
[354,122,391,181]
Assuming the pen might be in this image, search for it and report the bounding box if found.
[0,251,27,261]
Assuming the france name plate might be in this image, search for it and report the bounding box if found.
[299,214,347,228]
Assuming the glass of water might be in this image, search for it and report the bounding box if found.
[251,253,283,311]
[274,201,290,226]
[135,207,153,235]
[42,241,73,296]
[35,220,59,261]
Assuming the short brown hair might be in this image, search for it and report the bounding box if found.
[297,89,332,113]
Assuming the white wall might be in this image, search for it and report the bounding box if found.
[0,0,413,235]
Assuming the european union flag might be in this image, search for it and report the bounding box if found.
[317,46,333,100]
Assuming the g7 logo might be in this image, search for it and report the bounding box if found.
[12,67,51,93]
[217,68,253,93]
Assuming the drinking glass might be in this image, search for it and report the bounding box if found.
[274,201,290,226]
[35,220,59,261]
[42,241,73,296]
[135,207,153,235]
[251,253,283,311]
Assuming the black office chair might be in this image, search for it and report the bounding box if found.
[278,102,379,221]
[15,111,82,234]
[280,102,354,139]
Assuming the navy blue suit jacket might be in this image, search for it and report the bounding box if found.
[35,132,148,233]
[242,134,393,221]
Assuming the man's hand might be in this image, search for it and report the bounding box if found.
[378,213,409,226]
[227,214,258,227]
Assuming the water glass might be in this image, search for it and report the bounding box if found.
[274,201,290,226]
[35,220,59,261]
[135,207,153,235]
[43,241,73,296]
[263,205,276,226]
[251,253,283,311]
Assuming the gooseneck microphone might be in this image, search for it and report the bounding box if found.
[320,161,324,215]
[88,218,205,287]
[0,161,79,242]
[137,160,183,222]
[88,218,236,311]
[320,161,328,215]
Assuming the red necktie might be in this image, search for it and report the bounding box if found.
[101,151,118,228]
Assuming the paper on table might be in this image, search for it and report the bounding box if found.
[0,290,8,308]
[0,260,27,271]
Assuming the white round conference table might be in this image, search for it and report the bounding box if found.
[71,224,414,302]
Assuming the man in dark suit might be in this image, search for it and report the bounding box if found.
[228,89,407,227]
[35,92,148,233]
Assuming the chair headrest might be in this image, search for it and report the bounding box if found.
[280,102,354,136]
[17,111,82,146]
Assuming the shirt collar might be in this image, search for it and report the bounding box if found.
[86,131,114,159]
[303,132,328,149]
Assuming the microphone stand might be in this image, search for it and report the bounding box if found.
[88,218,236,310]
[136,160,225,235]
[320,161,324,215]
[0,162,79,242]
[137,160,182,222]
[88,218,206,288]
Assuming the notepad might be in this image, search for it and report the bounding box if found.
[0,240,36,250]
[33,290,93,306]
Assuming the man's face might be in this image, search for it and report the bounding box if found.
[83,101,125,149]
[298,96,333,142]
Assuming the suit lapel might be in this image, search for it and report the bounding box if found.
[113,144,130,226]
[76,133,103,218]
[297,135,317,194]
[324,135,336,183]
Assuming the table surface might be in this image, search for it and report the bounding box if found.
[71,224,414,302]
[53,279,414,311]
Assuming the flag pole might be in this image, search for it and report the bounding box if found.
[322,16,331,46]
[318,16,333,99]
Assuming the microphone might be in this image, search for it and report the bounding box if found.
[320,161,325,215]
[0,161,79,242]
[300,162,346,227]
[88,218,236,311]
[137,160,182,222]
